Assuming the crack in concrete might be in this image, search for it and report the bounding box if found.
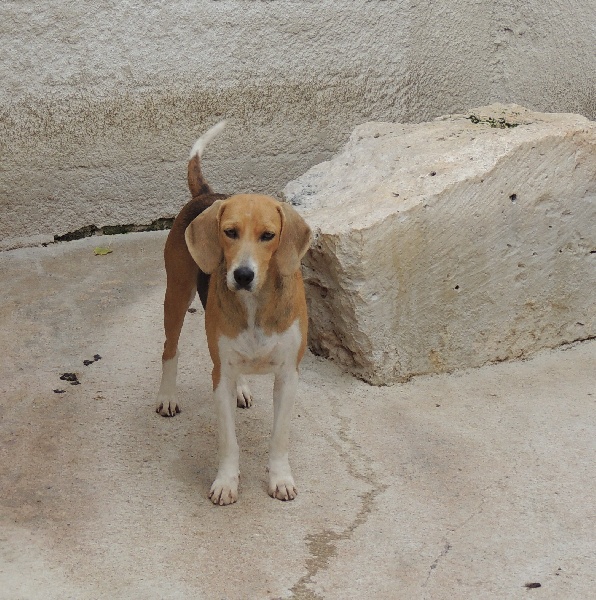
[289,401,388,599]
[422,470,517,596]
[424,541,452,588]
[421,465,520,597]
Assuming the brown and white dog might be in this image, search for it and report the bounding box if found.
[156,122,311,505]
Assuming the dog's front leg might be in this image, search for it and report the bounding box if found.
[210,370,240,505]
[268,368,299,501]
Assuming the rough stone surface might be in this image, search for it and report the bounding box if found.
[1,1,595,245]
[285,104,596,384]
[0,232,595,599]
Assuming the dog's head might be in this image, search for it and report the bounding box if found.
[185,194,311,292]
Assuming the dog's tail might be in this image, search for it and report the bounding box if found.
[187,120,227,198]
[189,120,226,160]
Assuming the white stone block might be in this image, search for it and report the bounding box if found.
[284,104,596,384]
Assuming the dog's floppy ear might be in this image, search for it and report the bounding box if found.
[275,202,312,277]
[185,200,225,273]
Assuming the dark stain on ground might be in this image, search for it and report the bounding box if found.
[83,354,102,366]
[289,403,388,599]
[59,372,80,385]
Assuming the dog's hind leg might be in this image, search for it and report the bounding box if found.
[156,235,198,417]
[236,375,253,408]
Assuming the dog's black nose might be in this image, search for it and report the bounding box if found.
[234,267,255,289]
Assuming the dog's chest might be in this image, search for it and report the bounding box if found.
[219,320,301,374]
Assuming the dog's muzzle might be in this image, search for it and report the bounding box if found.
[233,266,255,291]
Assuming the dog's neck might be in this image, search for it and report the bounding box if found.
[237,291,258,329]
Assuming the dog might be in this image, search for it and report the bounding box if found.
[156,122,311,505]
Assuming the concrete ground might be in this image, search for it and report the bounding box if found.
[0,231,594,600]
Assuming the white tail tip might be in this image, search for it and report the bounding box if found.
[189,120,227,160]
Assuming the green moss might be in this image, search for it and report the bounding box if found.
[54,224,98,242]
[102,224,136,235]
[144,217,174,231]
[53,217,174,243]
[467,114,519,128]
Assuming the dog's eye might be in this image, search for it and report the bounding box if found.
[224,229,238,239]
[260,232,275,242]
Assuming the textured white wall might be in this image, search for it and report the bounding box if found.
[1,1,595,244]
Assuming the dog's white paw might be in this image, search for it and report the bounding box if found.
[156,397,181,417]
[268,472,298,501]
[209,475,239,505]
[236,377,253,409]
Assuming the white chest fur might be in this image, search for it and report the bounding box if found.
[218,319,302,375]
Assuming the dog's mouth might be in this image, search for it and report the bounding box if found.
[234,282,253,292]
